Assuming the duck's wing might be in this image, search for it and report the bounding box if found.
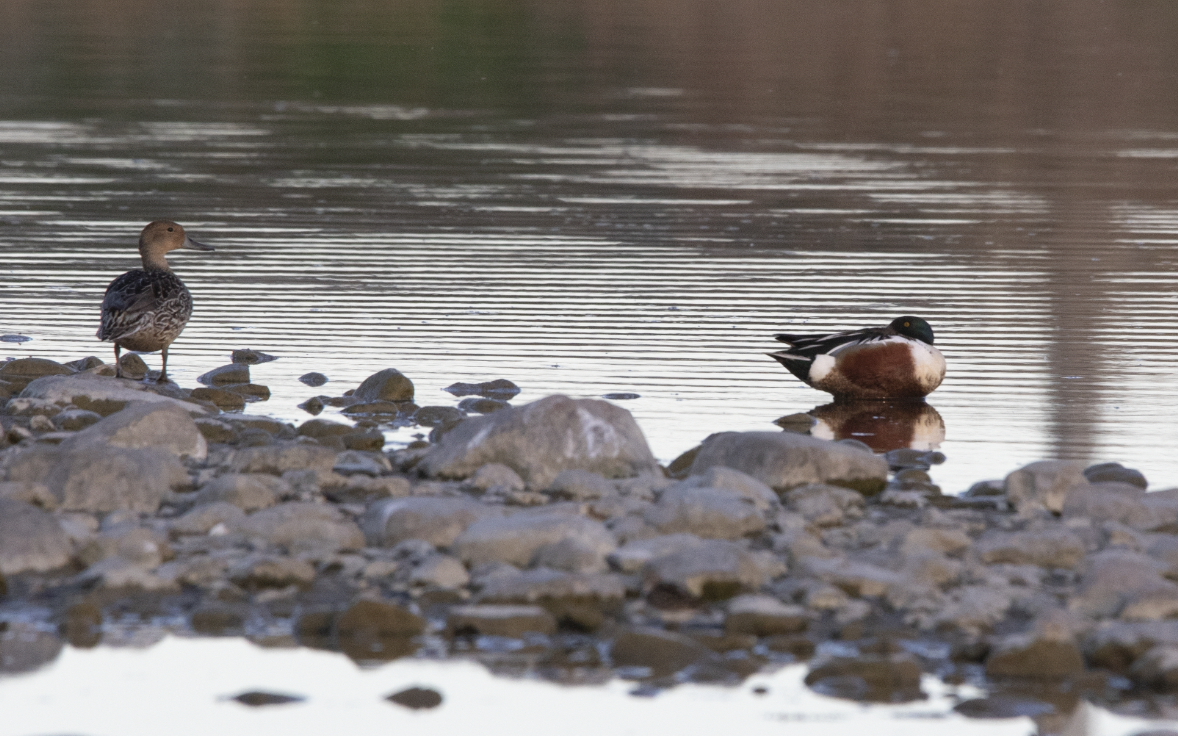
[772,326,893,358]
[97,270,157,341]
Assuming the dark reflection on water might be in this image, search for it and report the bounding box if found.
[807,401,945,454]
[0,0,1177,490]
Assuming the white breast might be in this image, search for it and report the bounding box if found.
[909,341,947,391]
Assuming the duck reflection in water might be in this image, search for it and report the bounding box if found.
[778,400,945,453]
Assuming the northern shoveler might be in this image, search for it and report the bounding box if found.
[97,220,214,382]
[768,316,945,400]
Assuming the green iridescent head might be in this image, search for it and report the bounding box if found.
[890,316,935,345]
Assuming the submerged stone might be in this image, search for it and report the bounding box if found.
[385,687,443,710]
[443,379,520,399]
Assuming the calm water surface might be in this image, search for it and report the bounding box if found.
[2,1,1178,491]
[1,3,1178,728]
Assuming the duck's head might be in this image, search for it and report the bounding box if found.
[890,315,935,345]
[138,220,213,269]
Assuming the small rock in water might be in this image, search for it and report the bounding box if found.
[63,356,104,372]
[116,354,148,380]
[414,405,463,427]
[354,368,414,402]
[231,349,277,365]
[602,393,640,400]
[443,379,520,399]
[298,396,324,415]
[230,691,306,707]
[197,363,250,386]
[1083,461,1147,489]
[0,335,31,343]
[385,686,443,710]
[774,413,816,434]
[191,387,246,411]
[222,383,272,402]
[953,695,1056,719]
[457,397,508,414]
[299,372,328,387]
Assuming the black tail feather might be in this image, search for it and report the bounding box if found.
[768,352,812,383]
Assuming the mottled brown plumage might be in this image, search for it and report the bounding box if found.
[97,220,214,382]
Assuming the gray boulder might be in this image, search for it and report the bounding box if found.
[1061,483,1151,528]
[1003,460,1087,514]
[642,539,768,599]
[19,372,207,416]
[974,527,1087,570]
[1070,550,1178,618]
[672,466,778,511]
[985,611,1085,680]
[237,503,364,551]
[0,481,56,510]
[63,402,206,461]
[5,445,187,513]
[418,395,660,488]
[451,508,617,567]
[467,463,525,493]
[360,496,500,548]
[447,605,556,637]
[547,469,617,501]
[191,473,285,512]
[406,555,470,589]
[725,594,808,636]
[169,502,246,536]
[608,534,706,574]
[354,368,414,402]
[644,486,765,539]
[688,431,887,495]
[1130,646,1178,691]
[229,442,338,475]
[783,483,866,527]
[0,499,71,574]
[478,568,626,607]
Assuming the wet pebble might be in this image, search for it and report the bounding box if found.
[231,349,277,365]
[298,396,325,415]
[385,686,443,710]
[457,397,508,414]
[191,387,246,411]
[230,691,305,707]
[1083,461,1147,489]
[443,379,520,399]
[354,368,414,403]
[299,372,328,387]
[413,405,463,427]
[197,363,249,386]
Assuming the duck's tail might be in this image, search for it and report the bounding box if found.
[767,351,812,383]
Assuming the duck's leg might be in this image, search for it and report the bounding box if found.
[114,344,122,379]
[158,346,169,384]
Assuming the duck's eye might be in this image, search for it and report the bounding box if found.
[904,321,910,327]
[167,227,174,232]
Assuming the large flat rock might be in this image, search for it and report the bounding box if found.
[419,394,661,488]
[0,499,71,575]
[4,445,187,513]
[63,402,207,461]
[688,431,888,495]
[19,373,208,416]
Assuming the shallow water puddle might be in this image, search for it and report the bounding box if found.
[0,635,1164,736]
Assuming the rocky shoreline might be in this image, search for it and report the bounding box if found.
[1,354,1177,730]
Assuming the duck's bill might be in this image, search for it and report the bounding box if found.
[182,236,215,252]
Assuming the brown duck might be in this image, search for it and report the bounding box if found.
[97,220,214,382]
